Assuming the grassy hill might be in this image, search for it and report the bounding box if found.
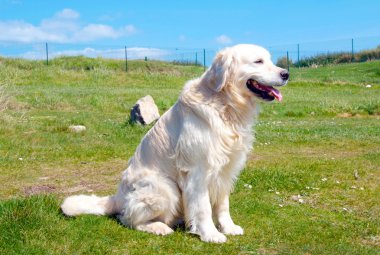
[0,57,379,254]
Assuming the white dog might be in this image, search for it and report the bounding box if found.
[61,44,289,243]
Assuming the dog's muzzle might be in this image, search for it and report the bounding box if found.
[246,79,283,101]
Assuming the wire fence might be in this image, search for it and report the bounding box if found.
[0,35,379,70]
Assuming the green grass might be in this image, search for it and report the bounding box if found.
[0,58,379,254]
[290,61,380,85]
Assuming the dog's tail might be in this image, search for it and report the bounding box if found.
[61,194,119,216]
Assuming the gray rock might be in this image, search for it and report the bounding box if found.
[130,95,160,125]
[69,125,86,133]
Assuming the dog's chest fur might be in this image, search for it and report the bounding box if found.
[204,108,254,196]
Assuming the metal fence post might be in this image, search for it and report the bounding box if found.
[286,51,290,71]
[45,42,49,66]
[297,44,300,68]
[125,46,128,72]
[203,49,206,71]
[351,38,354,62]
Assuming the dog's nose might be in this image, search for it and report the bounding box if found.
[280,70,289,81]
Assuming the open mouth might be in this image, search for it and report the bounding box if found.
[246,79,282,101]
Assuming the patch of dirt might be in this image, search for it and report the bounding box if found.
[48,159,127,196]
[336,113,379,118]
[361,235,380,247]
[255,247,279,255]
[23,184,56,196]
[337,113,353,118]
[65,185,87,194]
[248,153,264,162]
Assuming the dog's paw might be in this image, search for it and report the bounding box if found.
[136,222,174,236]
[200,230,227,243]
[220,224,244,235]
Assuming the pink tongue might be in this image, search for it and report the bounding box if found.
[258,85,283,101]
[270,87,282,102]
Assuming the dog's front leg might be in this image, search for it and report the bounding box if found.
[181,171,227,243]
[214,193,244,235]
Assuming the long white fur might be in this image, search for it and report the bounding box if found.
[61,44,288,243]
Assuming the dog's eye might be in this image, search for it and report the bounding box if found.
[254,59,263,64]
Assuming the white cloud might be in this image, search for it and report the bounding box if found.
[73,24,121,41]
[20,47,171,60]
[39,8,80,34]
[0,20,67,43]
[55,8,80,20]
[216,35,232,45]
[71,24,138,42]
[0,8,136,43]
[127,47,170,59]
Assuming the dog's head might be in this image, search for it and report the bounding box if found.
[205,44,289,102]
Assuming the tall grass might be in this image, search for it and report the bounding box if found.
[0,77,10,112]
[277,45,380,67]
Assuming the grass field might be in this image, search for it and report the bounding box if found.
[0,57,379,254]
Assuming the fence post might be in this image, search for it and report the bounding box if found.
[286,51,290,72]
[351,38,354,62]
[297,44,300,68]
[195,52,198,65]
[203,49,206,71]
[125,46,128,72]
[45,42,49,66]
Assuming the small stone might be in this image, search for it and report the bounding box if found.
[69,125,86,133]
[290,195,305,204]
[38,177,49,181]
[342,207,352,213]
[290,195,301,201]
[321,178,327,182]
[279,204,284,208]
[18,157,23,161]
[351,186,357,189]
[275,191,280,195]
[359,187,364,190]
[354,170,359,180]
[366,84,372,88]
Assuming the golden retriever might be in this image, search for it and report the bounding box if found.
[61,44,289,243]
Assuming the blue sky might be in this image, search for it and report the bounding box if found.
[0,0,379,60]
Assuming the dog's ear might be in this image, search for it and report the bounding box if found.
[206,48,236,92]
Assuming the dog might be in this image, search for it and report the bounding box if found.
[61,44,289,243]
